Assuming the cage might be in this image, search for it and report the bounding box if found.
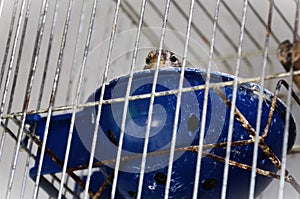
[0,0,299,198]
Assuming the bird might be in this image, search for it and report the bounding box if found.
[143,49,182,69]
[277,39,300,91]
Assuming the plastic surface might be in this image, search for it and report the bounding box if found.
[25,68,297,198]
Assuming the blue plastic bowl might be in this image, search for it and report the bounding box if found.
[26,68,296,199]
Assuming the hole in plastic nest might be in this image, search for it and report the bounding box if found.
[128,190,137,198]
[154,172,167,185]
[188,114,199,132]
[107,129,117,145]
[202,178,218,191]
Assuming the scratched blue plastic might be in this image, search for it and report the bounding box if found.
[25,68,296,199]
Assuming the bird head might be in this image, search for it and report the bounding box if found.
[143,49,182,69]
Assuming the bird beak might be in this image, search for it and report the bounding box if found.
[159,60,166,67]
[150,61,165,69]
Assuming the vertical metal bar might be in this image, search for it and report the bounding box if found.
[195,1,253,69]
[84,0,121,198]
[133,0,171,198]
[249,1,274,199]
[278,1,299,198]
[62,3,85,194]
[147,0,231,71]
[22,1,59,194]
[192,0,221,198]
[62,175,69,197]
[121,0,230,72]
[0,0,25,177]
[17,0,38,197]
[0,0,4,21]
[1,0,32,164]
[0,0,19,161]
[0,0,18,87]
[22,0,57,197]
[173,0,233,72]
[114,0,147,199]
[220,1,248,198]
[146,0,200,67]
[278,54,293,199]
[248,1,279,44]
[5,0,50,198]
[65,1,85,105]
[220,1,274,67]
[37,0,59,109]
[0,0,25,192]
[20,121,36,199]
[294,0,300,41]
[115,0,148,196]
[118,0,159,49]
[32,0,74,198]
[164,1,195,199]
[58,0,98,198]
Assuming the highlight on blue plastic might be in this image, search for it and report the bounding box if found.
[25,68,296,199]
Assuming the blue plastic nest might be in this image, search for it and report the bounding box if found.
[26,68,296,199]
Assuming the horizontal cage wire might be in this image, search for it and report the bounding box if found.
[0,0,299,198]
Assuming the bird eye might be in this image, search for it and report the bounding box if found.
[145,57,151,64]
[170,55,177,63]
